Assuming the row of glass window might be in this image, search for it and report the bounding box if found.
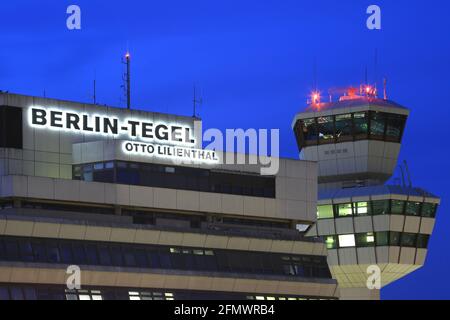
[0,236,331,279]
[317,200,438,220]
[73,161,276,198]
[324,232,430,249]
[294,111,407,149]
[0,284,327,301]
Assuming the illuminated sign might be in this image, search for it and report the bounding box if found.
[28,106,196,146]
[122,141,219,164]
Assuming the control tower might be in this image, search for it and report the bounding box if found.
[292,86,440,300]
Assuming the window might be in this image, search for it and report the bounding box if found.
[338,234,356,248]
[405,202,421,216]
[422,203,437,218]
[354,202,369,216]
[375,232,389,246]
[353,112,369,139]
[317,116,335,144]
[385,114,406,142]
[355,233,375,247]
[390,232,401,246]
[370,112,386,140]
[372,200,389,215]
[391,200,405,215]
[336,203,353,217]
[417,234,430,249]
[335,114,353,142]
[300,118,318,146]
[324,236,337,249]
[317,205,334,219]
[401,233,417,247]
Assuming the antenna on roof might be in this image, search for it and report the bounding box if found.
[403,160,413,188]
[122,51,131,109]
[93,69,97,105]
[374,48,378,89]
[193,85,203,118]
[383,77,388,100]
[313,58,318,91]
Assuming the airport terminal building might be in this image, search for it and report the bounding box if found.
[0,92,338,300]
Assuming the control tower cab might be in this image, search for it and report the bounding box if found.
[292,87,409,190]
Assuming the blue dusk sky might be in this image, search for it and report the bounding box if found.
[0,0,449,299]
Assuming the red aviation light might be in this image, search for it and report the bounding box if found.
[311,91,321,105]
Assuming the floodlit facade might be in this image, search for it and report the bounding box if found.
[292,88,440,300]
[0,92,338,300]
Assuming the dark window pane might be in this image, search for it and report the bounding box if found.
[97,245,111,266]
[355,233,376,247]
[405,202,421,216]
[401,233,417,247]
[135,249,149,268]
[300,118,318,146]
[391,200,405,215]
[110,247,123,266]
[390,232,401,246]
[370,112,386,140]
[335,114,353,142]
[371,200,389,215]
[10,287,24,300]
[19,241,34,262]
[0,287,10,300]
[32,242,47,262]
[385,114,406,142]
[4,240,19,261]
[24,287,37,300]
[60,243,73,264]
[72,244,87,265]
[422,203,437,218]
[354,112,369,139]
[417,234,430,249]
[317,116,335,144]
[376,232,389,246]
[47,244,61,263]
[124,249,137,267]
[85,245,99,265]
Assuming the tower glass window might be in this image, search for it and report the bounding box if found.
[391,200,405,215]
[324,236,338,249]
[385,114,406,142]
[369,112,386,140]
[353,112,369,139]
[300,119,318,146]
[390,232,401,246]
[422,203,437,218]
[401,233,417,247]
[336,203,353,217]
[354,202,369,216]
[405,202,422,216]
[355,233,375,247]
[375,232,389,246]
[317,205,334,219]
[417,235,430,249]
[317,116,335,144]
[371,200,390,215]
[335,114,353,142]
[338,234,356,248]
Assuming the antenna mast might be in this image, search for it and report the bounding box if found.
[123,52,131,109]
[193,85,202,118]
